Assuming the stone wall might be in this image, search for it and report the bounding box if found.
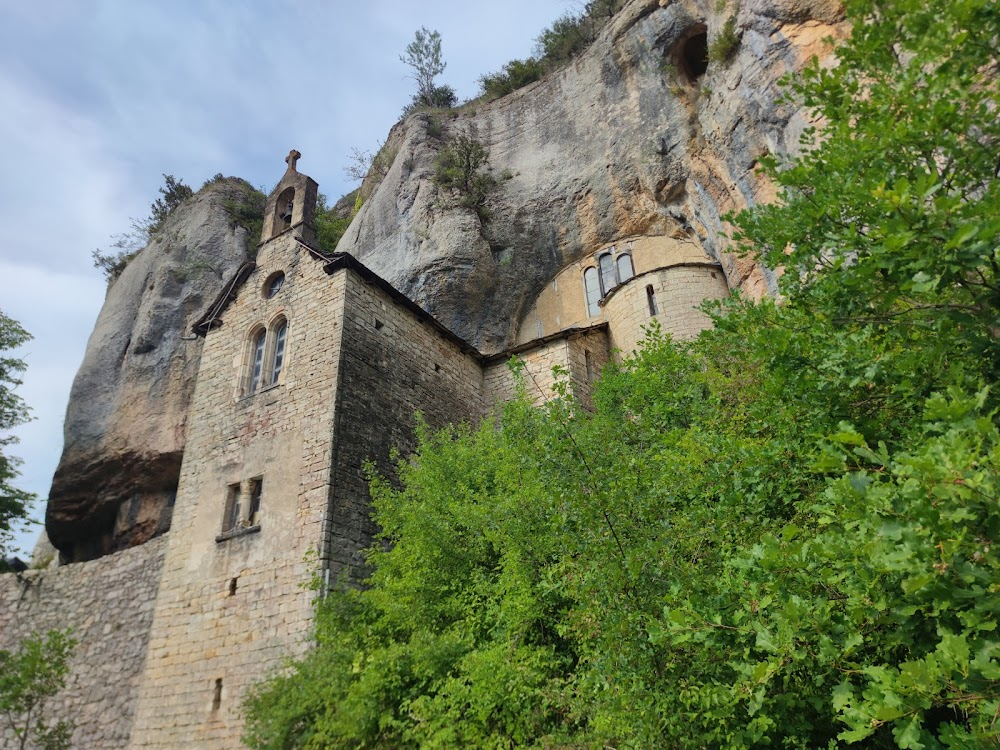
[484,326,610,411]
[324,267,486,583]
[602,263,729,354]
[129,236,345,749]
[0,536,167,749]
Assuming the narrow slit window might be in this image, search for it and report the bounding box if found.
[616,254,634,283]
[223,484,242,532]
[646,284,659,317]
[598,252,617,296]
[584,267,601,317]
[212,679,223,712]
[249,330,266,393]
[269,320,287,385]
[247,479,262,527]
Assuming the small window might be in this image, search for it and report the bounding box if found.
[598,252,617,296]
[247,478,262,527]
[584,267,601,317]
[223,484,242,533]
[617,254,634,283]
[646,284,659,317]
[249,330,266,393]
[264,272,285,299]
[269,319,287,385]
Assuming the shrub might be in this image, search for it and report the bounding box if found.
[433,134,497,222]
[478,58,546,99]
[222,183,267,251]
[708,10,740,64]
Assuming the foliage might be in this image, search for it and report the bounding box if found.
[222,182,267,252]
[344,141,397,184]
[400,28,454,115]
[93,174,194,282]
[432,134,497,223]
[0,311,35,560]
[533,0,626,66]
[0,629,76,750]
[708,7,741,64]
[314,193,351,254]
[478,58,546,100]
[474,0,625,101]
[246,0,1000,747]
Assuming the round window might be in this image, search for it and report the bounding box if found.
[264,272,285,299]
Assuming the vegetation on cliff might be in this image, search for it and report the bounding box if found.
[478,0,627,100]
[244,0,1000,746]
[92,174,194,282]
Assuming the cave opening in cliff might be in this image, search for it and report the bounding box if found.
[681,30,709,82]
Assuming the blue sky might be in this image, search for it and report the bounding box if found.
[0,0,573,556]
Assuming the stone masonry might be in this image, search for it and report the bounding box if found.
[0,537,167,749]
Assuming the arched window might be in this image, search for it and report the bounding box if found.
[269,318,287,385]
[248,329,266,393]
[617,254,634,283]
[584,267,601,317]
[598,252,617,296]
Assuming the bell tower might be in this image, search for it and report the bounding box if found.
[260,149,319,246]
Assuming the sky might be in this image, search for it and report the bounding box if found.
[0,0,576,556]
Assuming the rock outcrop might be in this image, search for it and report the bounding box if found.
[46,0,847,557]
[339,0,846,351]
[47,180,251,561]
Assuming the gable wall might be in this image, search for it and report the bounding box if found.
[129,236,348,748]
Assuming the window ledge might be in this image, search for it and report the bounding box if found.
[215,524,261,543]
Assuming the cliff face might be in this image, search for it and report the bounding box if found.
[47,180,251,561]
[46,0,846,557]
[339,0,846,352]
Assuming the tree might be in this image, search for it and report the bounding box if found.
[0,311,35,561]
[93,174,194,282]
[400,27,453,112]
[0,630,76,750]
[433,133,497,222]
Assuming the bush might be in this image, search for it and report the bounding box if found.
[708,10,740,64]
[478,58,546,100]
[222,183,267,251]
[433,134,497,222]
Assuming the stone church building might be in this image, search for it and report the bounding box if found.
[2,157,729,748]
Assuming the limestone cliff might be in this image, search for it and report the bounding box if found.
[339,0,846,351]
[46,0,847,557]
[47,180,251,561]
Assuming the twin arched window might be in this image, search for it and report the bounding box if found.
[584,250,635,318]
[245,317,288,395]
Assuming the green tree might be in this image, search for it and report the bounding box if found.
[433,134,497,222]
[0,629,76,750]
[400,27,453,113]
[0,311,35,560]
